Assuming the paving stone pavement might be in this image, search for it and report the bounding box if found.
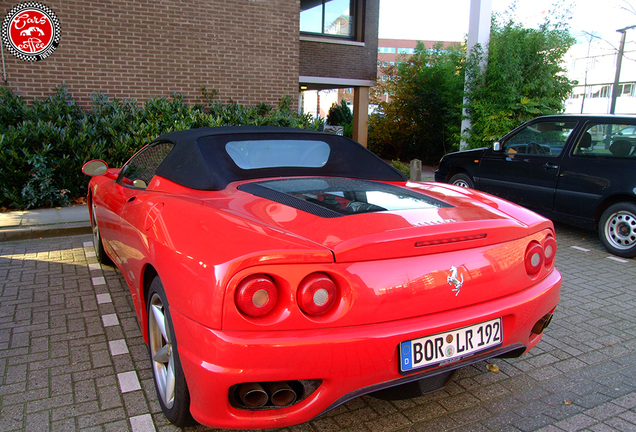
[0,223,635,432]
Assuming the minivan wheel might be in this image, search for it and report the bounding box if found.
[599,202,636,258]
[449,173,475,189]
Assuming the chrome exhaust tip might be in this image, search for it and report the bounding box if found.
[237,382,268,407]
[262,381,297,407]
[531,313,553,335]
[230,379,321,410]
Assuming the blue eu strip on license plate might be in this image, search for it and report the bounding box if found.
[400,318,502,373]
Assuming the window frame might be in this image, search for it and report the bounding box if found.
[117,142,175,189]
[300,0,357,40]
[501,120,576,158]
[573,122,636,158]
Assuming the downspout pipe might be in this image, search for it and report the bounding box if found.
[1,38,7,83]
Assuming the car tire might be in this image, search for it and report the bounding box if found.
[147,276,196,427]
[599,202,636,258]
[449,173,475,189]
[90,202,113,266]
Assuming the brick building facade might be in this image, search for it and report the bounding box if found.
[0,0,379,144]
[0,0,300,106]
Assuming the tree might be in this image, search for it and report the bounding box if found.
[368,42,465,164]
[327,99,353,125]
[368,3,576,160]
[327,99,353,137]
[464,14,576,147]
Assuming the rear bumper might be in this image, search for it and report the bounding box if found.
[170,269,561,429]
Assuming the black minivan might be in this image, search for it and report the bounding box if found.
[435,115,636,258]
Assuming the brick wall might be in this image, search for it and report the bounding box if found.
[0,0,299,106]
[299,0,378,81]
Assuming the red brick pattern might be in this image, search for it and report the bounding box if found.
[0,0,299,106]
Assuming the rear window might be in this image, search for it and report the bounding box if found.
[239,178,450,217]
[226,140,330,169]
[573,122,636,158]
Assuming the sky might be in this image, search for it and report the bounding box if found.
[378,0,636,46]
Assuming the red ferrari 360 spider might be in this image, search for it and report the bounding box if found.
[82,126,561,429]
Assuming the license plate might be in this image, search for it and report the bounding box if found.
[400,318,502,373]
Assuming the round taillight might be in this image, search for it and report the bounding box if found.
[298,273,337,316]
[544,236,557,266]
[525,242,544,275]
[235,275,278,317]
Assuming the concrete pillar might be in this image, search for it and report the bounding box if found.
[460,0,492,150]
[352,86,369,147]
[410,159,422,181]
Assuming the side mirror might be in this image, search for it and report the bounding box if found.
[82,160,108,176]
[132,179,148,189]
[493,141,502,152]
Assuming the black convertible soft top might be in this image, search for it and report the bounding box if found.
[153,126,407,190]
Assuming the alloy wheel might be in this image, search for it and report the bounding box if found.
[148,293,176,409]
[91,204,100,251]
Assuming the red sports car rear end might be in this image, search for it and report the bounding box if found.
[83,126,561,429]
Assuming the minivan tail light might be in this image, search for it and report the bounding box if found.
[235,275,278,317]
[298,273,337,316]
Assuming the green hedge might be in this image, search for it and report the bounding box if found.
[0,85,317,209]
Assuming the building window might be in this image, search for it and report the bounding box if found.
[619,83,635,97]
[589,85,611,98]
[600,86,611,98]
[397,48,415,54]
[300,0,355,37]
[378,47,396,54]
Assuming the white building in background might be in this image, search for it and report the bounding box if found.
[564,35,636,115]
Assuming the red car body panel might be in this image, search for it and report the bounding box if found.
[84,127,561,429]
[175,270,559,428]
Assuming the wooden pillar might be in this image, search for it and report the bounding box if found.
[352,86,369,147]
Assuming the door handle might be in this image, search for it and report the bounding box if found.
[543,162,559,170]
[128,196,136,202]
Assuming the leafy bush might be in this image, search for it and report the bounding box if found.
[390,160,410,178]
[0,85,318,209]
